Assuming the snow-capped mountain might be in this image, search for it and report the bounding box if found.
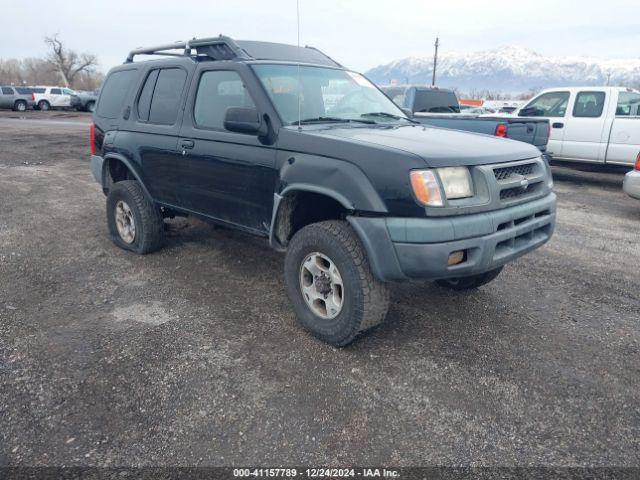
[364,46,640,93]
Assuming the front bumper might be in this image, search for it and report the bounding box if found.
[348,193,556,282]
[623,170,640,200]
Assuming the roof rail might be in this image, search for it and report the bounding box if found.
[125,35,250,63]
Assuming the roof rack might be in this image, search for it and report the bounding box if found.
[125,35,250,63]
[125,35,342,68]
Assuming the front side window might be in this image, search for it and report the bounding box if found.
[616,91,640,116]
[194,70,256,130]
[63,88,74,95]
[147,68,187,125]
[521,91,570,117]
[573,91,606,118]
[252,64,408,125]
[1,87,14,95]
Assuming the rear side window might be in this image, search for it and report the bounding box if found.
[96,69,137,119]
[194,70,256,130]
[51,88,61,95]
[616,91,640,116]
[573,92,606,118]
[147,68,186,125]
[15,87,32,94]
[1,87,14,95]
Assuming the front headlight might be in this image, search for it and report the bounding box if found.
[437,167,473,199]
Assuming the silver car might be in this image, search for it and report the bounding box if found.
[623,158,640,200]
[0,86,36,111]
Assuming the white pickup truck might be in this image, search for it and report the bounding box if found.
[515,86,640,166]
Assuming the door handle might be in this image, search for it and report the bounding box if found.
[552,122,564,129]
[180,140,195,149]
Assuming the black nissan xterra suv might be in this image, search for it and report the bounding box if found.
[90,36,556,346]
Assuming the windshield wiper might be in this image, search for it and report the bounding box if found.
[361,112,416,123]
[294,116,375,125]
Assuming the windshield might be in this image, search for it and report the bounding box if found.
[252,64,409,125]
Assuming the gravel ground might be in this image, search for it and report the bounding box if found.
[0,111,638,467]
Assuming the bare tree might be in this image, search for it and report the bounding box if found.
[44,34,98,88]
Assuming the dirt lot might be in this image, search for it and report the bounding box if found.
[0,110,639,467]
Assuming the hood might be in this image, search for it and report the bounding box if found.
[303,124,541,167]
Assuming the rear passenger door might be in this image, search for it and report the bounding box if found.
[131,66,190,206]
[606,90,640,166]
[561,90,609,162]
[177,65,276,233]
[49,88,64,107]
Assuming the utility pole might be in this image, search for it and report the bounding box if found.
[431,37,439,86]
[606,72,611,86]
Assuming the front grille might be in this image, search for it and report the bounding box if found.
[500,183,541,200]
[493,163,535,181]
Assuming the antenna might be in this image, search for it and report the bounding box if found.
[296,0,302,130]
[432,37,439,87]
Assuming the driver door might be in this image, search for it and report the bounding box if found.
[177,65,276,233]
[520,91,570,157]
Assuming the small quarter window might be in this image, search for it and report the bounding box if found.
[573,91,606,118]
[137,70,159,122]
[616,91,640,116]
[1,87,14,95]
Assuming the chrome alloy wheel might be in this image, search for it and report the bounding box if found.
[114,200,136,244]
[299,252,344,319]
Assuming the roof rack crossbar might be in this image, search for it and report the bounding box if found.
[125,35,250,63]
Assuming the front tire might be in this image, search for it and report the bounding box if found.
[13,100,27,112]
[435,266,503,291]
[106,181,164,254]
[284,220,390,347]
[85,101,95,113]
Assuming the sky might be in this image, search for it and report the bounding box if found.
[3,0,640,73]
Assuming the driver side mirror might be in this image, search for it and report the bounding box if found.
[224,107,267,136]
[518,106,536,117]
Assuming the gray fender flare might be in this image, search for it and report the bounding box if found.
[102,153,152,200]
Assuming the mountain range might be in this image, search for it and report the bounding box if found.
[364,46,640,94]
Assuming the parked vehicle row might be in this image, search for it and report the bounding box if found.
[515,86,640,167]
[0,85,99,112]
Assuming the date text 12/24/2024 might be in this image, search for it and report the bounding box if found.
[233,468,400,478]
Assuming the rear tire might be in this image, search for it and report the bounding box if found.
[13,100,27,112]
[106,181,164,254]
[38,100,50,111]
[435,266,503,291]
[284,220,389,347]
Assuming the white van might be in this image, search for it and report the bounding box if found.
[516,87,640,166]
[32,86,75,111]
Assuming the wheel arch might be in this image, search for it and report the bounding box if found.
[102,153,152,199]
[269,185,355,251]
